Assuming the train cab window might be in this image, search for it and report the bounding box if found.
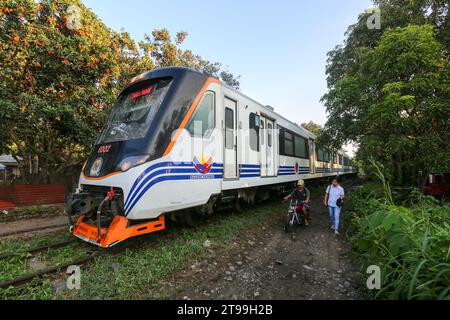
[225,107,234,149]
[187,91,215,137]
[267,123,273,147]
[249,113,260,151]
[97,78,172,144]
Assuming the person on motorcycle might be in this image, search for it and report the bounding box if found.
[283,180,311,226]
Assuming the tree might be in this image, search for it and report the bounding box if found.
[0,0,240,183]
[300,121,323,136]
[322,24,450,186]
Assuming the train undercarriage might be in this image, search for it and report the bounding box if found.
[66,181,300,247]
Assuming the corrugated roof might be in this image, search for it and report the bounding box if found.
[0,155,20,163]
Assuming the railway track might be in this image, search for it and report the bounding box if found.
[0,252,99,289]
[0,238,103,290]
[0,239,75,260]
[0,223,68,239]
[0,237,138,290]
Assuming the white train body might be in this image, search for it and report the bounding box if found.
[69,67,356,247]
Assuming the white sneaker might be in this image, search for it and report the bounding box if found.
[334,230,339,235]
[331,225,335,230]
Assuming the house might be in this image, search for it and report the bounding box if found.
[0,155,21,181]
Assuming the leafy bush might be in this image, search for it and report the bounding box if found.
[348,184,450,299]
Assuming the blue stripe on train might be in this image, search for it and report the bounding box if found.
[125,167,223,212]
[125,162,223,209]
[125,162,315,215]
[125,173,223,216]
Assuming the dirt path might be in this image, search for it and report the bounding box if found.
[168,194,366,300]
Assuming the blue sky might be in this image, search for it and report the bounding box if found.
[82,0,371,130]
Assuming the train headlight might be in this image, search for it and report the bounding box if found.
[118,155,150,172]
[90,158,103,177]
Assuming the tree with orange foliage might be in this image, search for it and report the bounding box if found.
[0,0,239,183]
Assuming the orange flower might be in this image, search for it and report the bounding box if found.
[90,56,100,64]
[11,35,20,44]
[48,17,57,26]
[62,59,70,65]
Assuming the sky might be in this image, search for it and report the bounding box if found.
[82,0,373,155]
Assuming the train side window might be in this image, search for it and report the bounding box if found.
[284,131,294,156]
[267,123,273,147]
[225,107,234,149]
[249,113,260,151]
[260,121,265,145]
[294,135,308,158]
[187,91,215,137]
[316,148,324,161]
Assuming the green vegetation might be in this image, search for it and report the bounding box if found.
[321,0,450,187]
[0,200,282,300]
[347,179,450,299]
[322,1,450,299]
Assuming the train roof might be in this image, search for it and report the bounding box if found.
[122,66,208,94]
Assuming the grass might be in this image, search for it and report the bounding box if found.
[0,200,285,300]
[346,175,450,299]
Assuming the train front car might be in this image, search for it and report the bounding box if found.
[67,67,220,247]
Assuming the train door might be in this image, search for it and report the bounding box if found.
[260,117,276,177]
[224,98,238,179]
[260,118,267,176]
[309,139,315,174]
[265,119,275,176]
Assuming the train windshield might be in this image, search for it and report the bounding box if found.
[97,78,172,144]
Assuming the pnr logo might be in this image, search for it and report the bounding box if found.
[193,155,212,174]
[294,162,299,174]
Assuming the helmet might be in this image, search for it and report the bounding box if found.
[297,180,305,187]
[336,198,344,208]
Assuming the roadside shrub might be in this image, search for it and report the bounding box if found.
[347,183,450,299]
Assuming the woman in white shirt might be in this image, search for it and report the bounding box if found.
[323,177,345,235]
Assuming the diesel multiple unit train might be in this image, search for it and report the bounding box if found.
[67,67,356,247]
